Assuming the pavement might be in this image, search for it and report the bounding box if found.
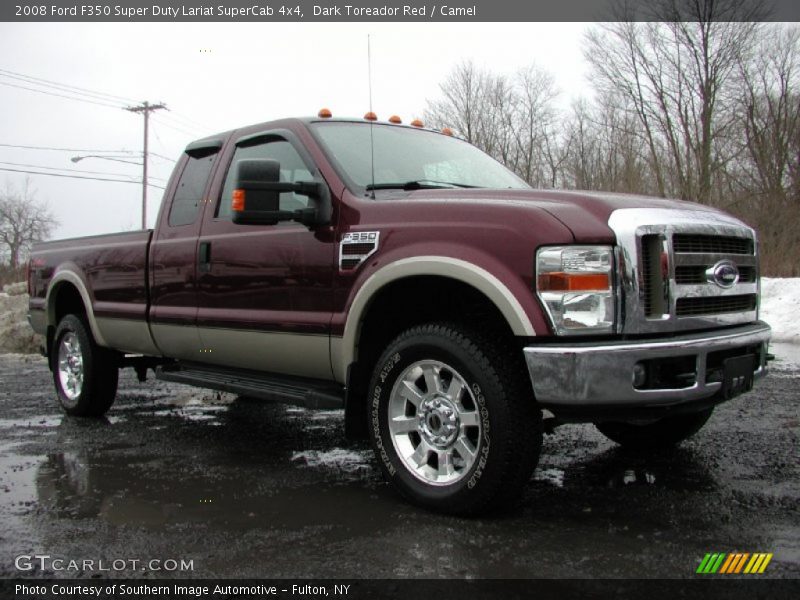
[0,345,798,579]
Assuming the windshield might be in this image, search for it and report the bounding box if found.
[310,122,530,194]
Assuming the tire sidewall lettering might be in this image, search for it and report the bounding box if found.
[467,382,491,489]
[371,351,402,476]
[370,346,493,491]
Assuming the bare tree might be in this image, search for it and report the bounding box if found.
[731,25,800,275]
[0,178,57,269]
[423,9,799,274]
[424,61,496,146]
[509,65,560,186]
[585,0,763,203]
[736,26,800,205]
[425,61,561,187]
[561,92,656,194]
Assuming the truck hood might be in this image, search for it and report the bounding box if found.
[403,188,726,243]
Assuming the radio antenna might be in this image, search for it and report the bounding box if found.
[368,34,376,199]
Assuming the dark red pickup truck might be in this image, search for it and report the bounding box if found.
[28,114,771,514]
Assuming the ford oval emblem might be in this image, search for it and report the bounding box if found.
[706,260,740,289]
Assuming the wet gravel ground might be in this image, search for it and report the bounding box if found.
[0,346,798,580]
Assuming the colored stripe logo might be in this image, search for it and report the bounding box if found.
[697,552,773,574]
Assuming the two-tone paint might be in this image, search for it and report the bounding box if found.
[26,117,762,394]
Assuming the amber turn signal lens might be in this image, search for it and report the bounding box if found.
[232,189,245,211]
[410,119,424,128]
[388,115,402,124]
[364,112,378,121]
[538,272,610,292]
[318,108,332,118]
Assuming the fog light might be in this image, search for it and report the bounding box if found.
[633,362,647,388]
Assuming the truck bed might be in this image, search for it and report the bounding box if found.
[28,230,155,355]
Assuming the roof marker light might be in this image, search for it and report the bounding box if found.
[318,108,332,118]
[364,112,378,121]
[410,119,424,128]
[388,115,402,124]
[441,127,454,136]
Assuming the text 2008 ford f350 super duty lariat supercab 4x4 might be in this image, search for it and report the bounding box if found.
[28,113,771,515]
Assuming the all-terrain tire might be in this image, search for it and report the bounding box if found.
[51,314,118,417]
[594,408,714,450]
[367,322,542,516]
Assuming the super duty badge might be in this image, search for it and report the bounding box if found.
[339,231,380,271]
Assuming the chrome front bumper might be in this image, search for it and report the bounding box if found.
[524,322,771,408]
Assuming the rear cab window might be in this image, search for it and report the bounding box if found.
[165,139,224,228]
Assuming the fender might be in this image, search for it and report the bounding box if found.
[332,255,536,382]
[46,268,108,348]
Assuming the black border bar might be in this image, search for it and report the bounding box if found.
[3,0,800,22]
[3,579,800,600]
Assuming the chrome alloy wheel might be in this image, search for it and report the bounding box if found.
[57,332,84,405]
[388,360,483,486]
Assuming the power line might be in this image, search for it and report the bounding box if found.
[0,80,124,110]
[164,107,207,130]
[0,166,165,189]
[148,151,177,163]
[160,111,205,134]
[0,160,139,179]
[0,160,167,182]
[0,70,202,142]
[151,116,199,138]
[0,142,140,154]
[0,68,198,141]
[0,69,175,214]
[0,71,130,107]
[150,127,170,159]
[0,67,136,105]
[0,143,175,164]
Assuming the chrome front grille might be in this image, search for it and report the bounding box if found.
[609,208,760,335]
[640,234,667,317]
[675,294,758,316]
[675,264,756,285]
[672,234,754,255]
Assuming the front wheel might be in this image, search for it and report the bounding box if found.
[368,323,542,516]
[594,408,714,450]
[52,314,118,417]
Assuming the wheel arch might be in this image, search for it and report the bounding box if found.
[335,256,536,383]
[338,257,537,439]
[46,270,107,348]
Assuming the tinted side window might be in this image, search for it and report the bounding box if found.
[217,140,312,219]
[168,154,216,227]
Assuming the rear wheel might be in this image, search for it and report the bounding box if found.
[368,323,542,516]
[594,408,714,450]
[52,315,118,417]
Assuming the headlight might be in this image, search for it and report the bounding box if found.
[536,246,615,335]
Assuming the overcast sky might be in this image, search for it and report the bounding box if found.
[0,22,589,239]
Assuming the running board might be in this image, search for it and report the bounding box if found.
[156,363,344,409]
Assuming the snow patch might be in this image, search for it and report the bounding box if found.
[0,291,41,354]
[534,467,565,488]
[291,448,373,473]
[0,416,62,429]
[760,278,800,343]
[2,282,26,296]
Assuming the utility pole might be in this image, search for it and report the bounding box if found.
[125,101,166,229]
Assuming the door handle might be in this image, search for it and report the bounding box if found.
[198,241,211,273]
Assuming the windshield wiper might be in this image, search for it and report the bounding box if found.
[365,179,479,191]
